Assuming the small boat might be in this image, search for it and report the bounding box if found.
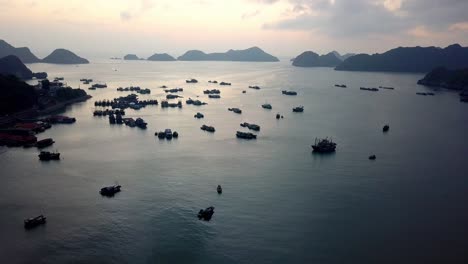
[282,90,297,95]
[360,87,379,92]
[100,185,121,196]
[36,138,55,148]
[379,86,394,90]
[262,103,272,109]
[228,108,242,114]
[194,112,204,119]
[24,215,46,229]
[334,84,347,88]
[197,206,215,221]
[173,131,179,138]
[38,151,60,161]
[135,118,147,129]
[240,122,260,131]
[92,83,107,89]
[242,90,246,93]
[109,114,116,124]
[276,113,281,119]
[292,106,304,112]
[383,124,389,132]
[217,185,222,194]
[201,125,215,132]
[208,94,221,99]
[249,85,260,90]
[219,82,231,86]
[186,78,198,83]
[165,129,173,139]
[236,131,257,140]
[157,132,166,139]
[311,138,336,153]
[369,155,376,160]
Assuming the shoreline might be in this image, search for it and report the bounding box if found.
[0,95,92,127]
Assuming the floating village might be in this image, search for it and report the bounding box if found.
[1,75,420,227]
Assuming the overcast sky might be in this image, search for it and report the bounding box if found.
[1,0,467,58]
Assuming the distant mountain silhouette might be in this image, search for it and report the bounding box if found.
[417,67,468,90]
[0,74,37,115]
[0,55,33,79]
[147,53,176,61]
[178,47,279,62]
[292,51,342,67]
[42,49,89,64]
[124,54,139,60]
[0,40,40,63]
[335,44,468,72]
[331,51,356,61]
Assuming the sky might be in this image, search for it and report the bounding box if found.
[0,0,467,59]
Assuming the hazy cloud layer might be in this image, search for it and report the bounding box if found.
[264,0,468,38]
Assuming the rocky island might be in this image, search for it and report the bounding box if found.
[335,44,468,73]
[177,47,279,62]
[292,51,342,67]
[0,39,41,63]
[124,54,140,60]
[417,67,468,90]
[147,53,176,61]
[42,49,89,64]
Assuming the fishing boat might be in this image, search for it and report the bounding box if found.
[292,106,304,112]
[282,90,297,95]
[194,112,204,119]
[201,125,215,132]
[383,124,389,132]
[36,138,54,148]
[217,185,222,194]
[236,131,257,140]
[38,151,60,161]
[24,215,46,229]
[135,118,147,129]
[165,129,173,139]
[100,184,121,196]
[311,138,336,153]
[197,206,215,221]
[262,103,272,109]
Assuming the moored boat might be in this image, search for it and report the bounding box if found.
[292,106,304,112]
[236,131,257,139]
[24,215,46,229]
[197,206,215,221]
[100,184,121,196]
[38,151,60,161]
[311,138,336,153]
[201,125,215,132]
[262,103,272,109]
[36,138,54,148]
[282,90,297,95]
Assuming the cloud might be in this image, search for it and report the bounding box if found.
[242,10,261,19]
[449,22,468,31]
[263,0,468,39]
[120,0,155,21]
[252,0,280,4]
[120,11,132,21]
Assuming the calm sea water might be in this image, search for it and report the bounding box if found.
[1,60,467,263]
